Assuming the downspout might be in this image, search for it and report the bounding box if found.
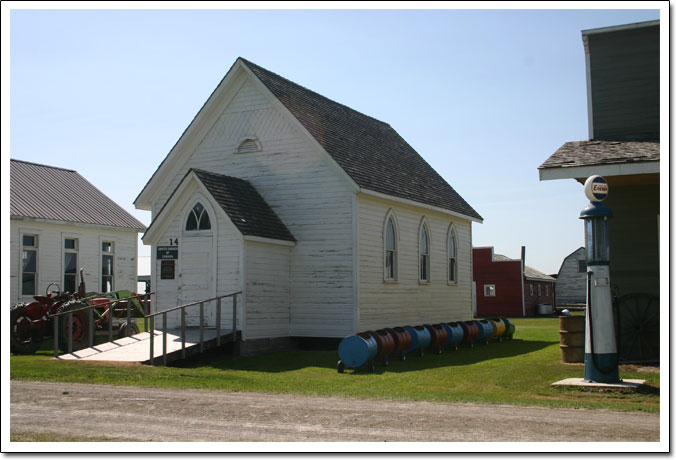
[521,246,526,317]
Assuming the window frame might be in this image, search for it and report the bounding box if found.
[63,237,79,294]
[545,284,549,297]
[529,283,534,296]
[538,284,542,296]
[383,210,399,283]
[418,218,431,284]
[101,240,115,293]
[484,284,496,297]
[21,233,38,296]
[447,224,458,285]
[185,201,212,233]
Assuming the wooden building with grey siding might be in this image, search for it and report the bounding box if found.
[135,58,482,352]
[555,247,586,308]
[539,20,660,363]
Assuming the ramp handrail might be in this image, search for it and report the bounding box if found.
[145,291,242,366]
[51,292,153,357]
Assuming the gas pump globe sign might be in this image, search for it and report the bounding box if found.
[584,175,609,202]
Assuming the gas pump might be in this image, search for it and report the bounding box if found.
[579,175,620,383]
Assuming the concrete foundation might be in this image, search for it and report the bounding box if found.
[551,377,646,389]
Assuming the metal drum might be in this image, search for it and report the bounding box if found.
[389,326,413,360]
[368,329,397,366]
[500,317,515,340]
[404,325,431,356]
[488,317,507,340]
[337,333,378,372]
[461,321,479,346]
[423,324,448,354]
[559,315,585,363]
[472,320,488,344]
[443,322,464,350]
[478,319,495,344]
[403,326,421,353]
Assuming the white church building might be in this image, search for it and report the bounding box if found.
[135,58,482,348]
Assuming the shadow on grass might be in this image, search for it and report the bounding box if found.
[170,338,557,373]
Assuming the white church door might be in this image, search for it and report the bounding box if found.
[180,201,215,327]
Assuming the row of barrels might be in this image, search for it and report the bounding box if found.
[337,318,515,373]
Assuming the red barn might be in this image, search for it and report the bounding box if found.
[473,247,556,317]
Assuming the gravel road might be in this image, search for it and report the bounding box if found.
[10,380,659,443]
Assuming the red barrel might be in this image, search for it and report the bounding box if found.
[370,329,396,359]
[461,320,479,345]
[392,326,413,353]
[423,324,449,353]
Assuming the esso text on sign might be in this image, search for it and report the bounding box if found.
[584,175,609,202]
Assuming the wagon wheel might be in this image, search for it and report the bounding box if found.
[57,300,90,352]
[615,293,660,364]
[10,303,42,355]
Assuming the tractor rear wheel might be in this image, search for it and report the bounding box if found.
[10,303,42,355]
[57,300,90,352]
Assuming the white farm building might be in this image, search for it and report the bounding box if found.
[9,160,146,304]
[135,58,483,351]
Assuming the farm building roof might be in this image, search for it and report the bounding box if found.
[239,58,482,221]
[493,253,555,281]
[191,169,296,242]
[538,140,659,171]
[10,159,146,231]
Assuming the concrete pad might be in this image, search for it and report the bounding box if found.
[551,377,646,389]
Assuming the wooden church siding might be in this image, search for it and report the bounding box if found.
[149,76,355,338]
[244,241,291,339]
[356,194,473,331]
[150,181,243,330]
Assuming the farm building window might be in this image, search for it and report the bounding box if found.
[448,225,457,283]
[419,221,431,283]
[545,285,549,297]
[101,241,114,293]
[484,284,496,297]
[185,202,211,231]
[21,234,38,296]
[384,214,398,281]
[578,260,587,273]
[538,284,542,296]
[236,138,262,154]
[63,238,79,293]
[529,283,534,296]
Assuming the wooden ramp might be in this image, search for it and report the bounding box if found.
[56,328,239,365]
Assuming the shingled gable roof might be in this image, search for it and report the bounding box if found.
[539,140,660,171]
[239,58,482,222]
[147,169,295,243]
[10,159,146,231]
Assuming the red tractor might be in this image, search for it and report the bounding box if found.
[10,269,148,354]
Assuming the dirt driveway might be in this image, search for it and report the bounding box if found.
[10,380,659,443]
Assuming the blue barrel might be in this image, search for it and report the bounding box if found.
[403,326,420,352]
[413,325,432,350]
[338,334,378,369]
[479,319,495,343]
[472,320,489,342]
[442,322,464,348]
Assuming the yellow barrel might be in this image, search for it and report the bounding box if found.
[488,318,506,340]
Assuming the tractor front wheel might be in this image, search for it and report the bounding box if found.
[118,321,140,339]
[57,301,90,352]
[10,304,42,355]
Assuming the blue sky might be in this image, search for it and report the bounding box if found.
[6,5,662,275]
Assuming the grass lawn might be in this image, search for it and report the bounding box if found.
[10,317,659,413]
